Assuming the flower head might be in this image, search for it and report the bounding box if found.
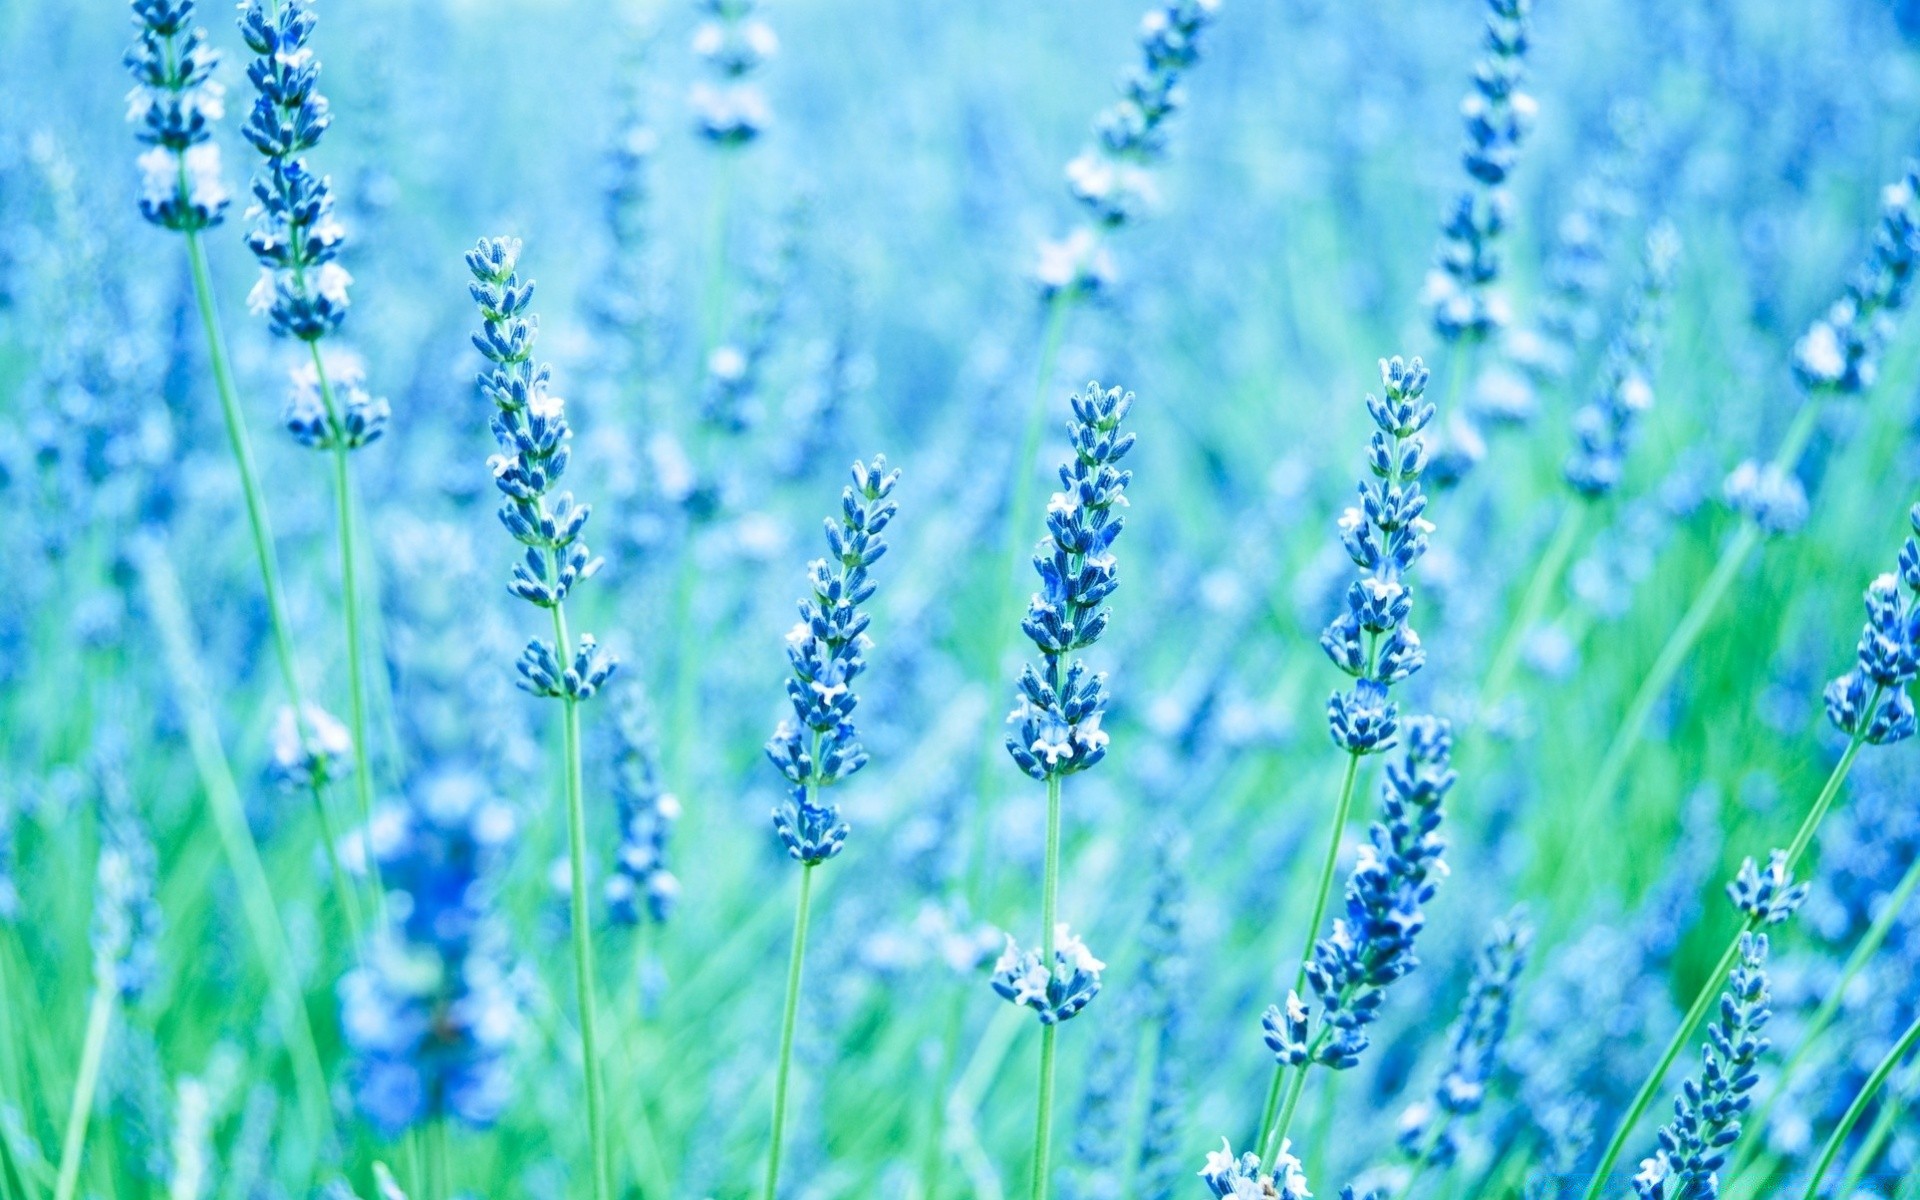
[238,0,355,341]
[1005,383,1135,781]
[339,771,523,1137]
[1824,506,1920,746]
[766,457,900,865]
[1324,357,1434,753]
[124,0,230,231]
[990,924,1105,1025]
[465,237,618,701]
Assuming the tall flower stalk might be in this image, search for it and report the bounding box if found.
[1584,503,1920,1198]
[465,237,619,1200]
[1575,166,1920,818]
[1424,0,1535,485]
[1393,912,1532,1198]
[237,0,390,904]
[760,456,900,1200]
[988,382,1135,1200]
[1479,223,1680,711]
[1253,355,1436,1149]
[1256,717,1453,1161]
[970,0,1221,901]
[53,774,160,1200]
[1629,933,1775,1200]
[1796,1007,1920,1200]
[124,0,363,936]
[1582,836,1876,1195]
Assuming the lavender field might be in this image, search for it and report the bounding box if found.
[2,1,1920,1198]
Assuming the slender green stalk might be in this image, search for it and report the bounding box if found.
[1390,1116,1452,1200]
[432,1119,456,1200]
[1835,1086,1903,1200]
[1479,500,1588,711]
[139,542,335,1158]
[1031,1024,1058,1200]
[1579,729,1870,1200]
[964,292,1073,907]
[920,294,1074,1200]
[1580,521,1761,813]
[1732,847,1920,1178]
[309,344,384,904]
[1579,395,1826,817]
[1799,1009,1920,1200]
[1030,773,1065,1200]
[1264,1064,1309,1164]
[1254,750,1362,1153]
[50,986,113,1200]
[764,862,817,1200]
[185,232,363,938]
[552,593,609,1200]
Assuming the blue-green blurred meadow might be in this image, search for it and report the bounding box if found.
[5,0,1920,1198]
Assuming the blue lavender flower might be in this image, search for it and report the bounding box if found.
[1065,0,1221,228]
[124,0,231,232]
[1631,933,1773,1200]
[1198,1137,1311,1200]
[1721,461,1808,537]
[691,0,776,145]
[605,686,680,926]
[1425,0,1536,345]
[1514,105,1644,382]
[1036,0,1221,296]
[339,772,522,1136]
[92,769,161,1004]
[1727,850,1810,927]
[1823,506,1920,746]
[1792,165,1920,394]
[465,236,618,701]
[1564,222,1681,497]
[991,923,1106,1025]
[238,0,353,341]
[266,701,352,791]
[1323,357,1434,754]
[283,350,388,450]
[1265,718,1452,1070]
[1398,912,1532,1167]
[1005,382,1135,780]
[766,456,900,865]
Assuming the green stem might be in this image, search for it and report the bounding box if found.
[1030,772,1065,1200]
[309,345,385,911]
[1392,1112,1453,1200]
[1293,752,1363,997]
[138,541,335,1162]
[1580,731,1870,1200]
[51,986,113,1200]
[433,1119,455,1200]
[963,292,1073,908]
[186,234,363,939]
[1264,1065,1310,1164]
[1479,500,1588,711]
[554,597,609,1200]
[1733,846,1920,1178]
[1799,1009,1920,1200]
[1835,1086,1903,1200]
[920,296,1074,1200]
[1581,521,1762,813]
[1031,1024,1058,1200]
[1579,391,1824,818]
[1255,751,1362,1153]
[763,862,816,1200]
